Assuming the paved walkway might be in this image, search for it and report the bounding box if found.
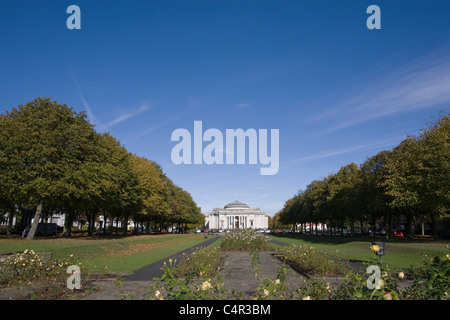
[220,250,306,295]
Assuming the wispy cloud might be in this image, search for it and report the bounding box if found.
[281,136,402,170]
[307,48,450,133]
[107,103,150,127]
[71,72,106,130]
[71,72,150,131]
[235,102,252,108]
[123,116,181,144]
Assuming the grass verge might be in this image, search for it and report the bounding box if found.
[269,234,449,271]
[0,234,210,273]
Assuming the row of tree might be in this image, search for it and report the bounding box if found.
[277,112,449,238]
[0,97,204,239]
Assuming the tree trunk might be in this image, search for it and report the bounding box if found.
[431,216,438,239]
[6,207,14,239]
[87,211,96,237]
[26,203,43,240]
[350,217,354,237]
[371,216,376,237]
[385,212,391,239]
[63,210,74,237]
[92,214,96,236]
[123,213,129,235]
[405,213,415,239]
[430,214,439,240]
[103,214,107,233]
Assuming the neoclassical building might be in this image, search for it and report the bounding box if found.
[205,201,269,230]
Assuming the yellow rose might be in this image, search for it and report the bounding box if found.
[201,281,212,291]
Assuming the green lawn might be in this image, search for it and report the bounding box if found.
[0,233,210,273]
[269,234,449,272]
[2,233,447,275]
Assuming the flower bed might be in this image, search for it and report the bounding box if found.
[220,230,271,251]
[0,249,90,299]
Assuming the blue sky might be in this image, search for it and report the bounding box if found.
[1,0,450,216]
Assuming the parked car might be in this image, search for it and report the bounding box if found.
[96,228,111,235]
[132,227,147,235]
[22,223,57,237]
[439,229,450,239]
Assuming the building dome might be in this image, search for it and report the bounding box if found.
[224,201,250,209]
[206,200,268,230]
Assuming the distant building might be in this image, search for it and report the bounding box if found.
[205,201,269,230]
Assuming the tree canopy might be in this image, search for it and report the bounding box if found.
[279,112,450,238]
[0,97,202,238]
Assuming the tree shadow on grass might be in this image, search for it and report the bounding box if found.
[271,233,431,245]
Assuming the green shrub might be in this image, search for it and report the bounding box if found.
[148,258,227,300]
[277,244,344,276]
[0,249,79,285]
[174,247,222,279]
[0,249,86,299]
[333,264,401,300]
[403,246,450,300]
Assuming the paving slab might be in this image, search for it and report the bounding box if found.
[220,250,306,296]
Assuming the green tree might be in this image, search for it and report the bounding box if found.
[330,163,361,236]
[416,113,450,237]
[93,133,140,236]
[1,97,99,239]
[360,151,394,237]
[382,136,423,238]
[0,113,17,237]
[130,154,171,233]
[166,180,202,231]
